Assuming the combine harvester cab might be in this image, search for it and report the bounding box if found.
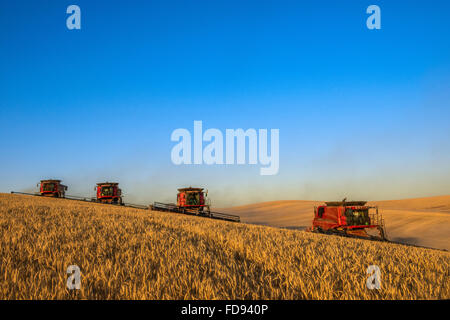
[176,187,209,214]
[38,180,67,198]
[310,200,387,241]
[93,182,123,205]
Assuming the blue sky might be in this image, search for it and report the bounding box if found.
[1,1,449,206]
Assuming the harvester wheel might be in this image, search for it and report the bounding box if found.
[378,226,387,241]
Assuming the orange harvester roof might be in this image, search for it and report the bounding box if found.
[177,187,204,192]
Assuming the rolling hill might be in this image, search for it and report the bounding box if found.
[0,193,448,299]
[222,196,450,251]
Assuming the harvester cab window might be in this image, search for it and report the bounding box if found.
[345,208,370,226]
[101,186,114,197]
[318,207,325,218]
[43,183,55,192]
[186,193,200,205]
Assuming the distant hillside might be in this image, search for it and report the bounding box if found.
[0,193,448,299]
[223,196,450,251]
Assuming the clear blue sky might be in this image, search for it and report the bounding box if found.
[1,1,449,206]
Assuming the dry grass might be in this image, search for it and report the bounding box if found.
[0,193,448,300]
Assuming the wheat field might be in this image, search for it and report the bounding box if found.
[0,193,448,299]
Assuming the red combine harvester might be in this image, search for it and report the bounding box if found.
[176,187,209,214]
[93,182,123,205]
[309,199,387,240]
[150,187,240,222]
[38,179,67,198]
[12,182,240,222]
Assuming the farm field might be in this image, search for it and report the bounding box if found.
[223,196,450,251]
[0,193,449,300]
